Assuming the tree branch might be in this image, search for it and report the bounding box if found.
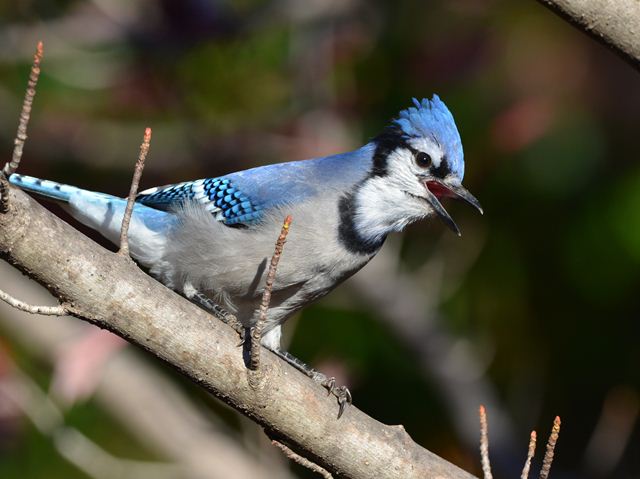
[536,0,640,70]
[0,186,475,479]
[0,261,293,479]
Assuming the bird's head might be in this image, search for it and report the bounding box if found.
[354,95,482,242]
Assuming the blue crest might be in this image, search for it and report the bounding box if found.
[394,95,464,179]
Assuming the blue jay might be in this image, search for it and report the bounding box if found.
[9,95,481,416]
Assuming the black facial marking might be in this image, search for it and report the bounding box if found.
[370,124,408,177]
[372,123,452,180]
[337,191,386,255]
[432,155,451,178]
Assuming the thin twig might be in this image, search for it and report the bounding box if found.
[0,288,67,316]
[1,41,43,213]
[479,405,493,479]
[539,416,561,479]
[271,439,333,479]
[250,215,292,370]
[521,430,537,479]
[119,127,152,257]
[3,41,43,177]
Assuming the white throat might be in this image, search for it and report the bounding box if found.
[351,175,429,244]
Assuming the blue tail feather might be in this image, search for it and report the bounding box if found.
[9,173,77,202]
[9,173,174,267]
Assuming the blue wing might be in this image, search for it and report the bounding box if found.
[137,177,263,225]
[136,147,374,227]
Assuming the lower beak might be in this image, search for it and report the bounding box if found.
[422,179,483,236]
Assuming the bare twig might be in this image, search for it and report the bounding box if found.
[479,405,493,479]
[521,431,537,479]
[250,215,292,370]
[271,439,333,479]
[119,127,151,257]
[1,41,43,213]
[539,416,561,479]
[3,41,43,177]
[0,288,67,316]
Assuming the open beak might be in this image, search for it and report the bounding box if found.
[422,178,483,236]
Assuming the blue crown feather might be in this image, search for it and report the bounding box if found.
[394,95,464,180]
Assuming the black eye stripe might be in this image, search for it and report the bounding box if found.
[407,146,451,178]
[372,128,453,178]
[432,156,450,178]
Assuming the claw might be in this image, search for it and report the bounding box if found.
[336,386,352,419]
[344,387,353,404]
[337,398,347,419]
[321,377,352,419]
[234,326,247,347]
[322,377,336,395]
[268,350,353,420]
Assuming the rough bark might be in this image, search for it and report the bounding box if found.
[537,0,640,69]
[0,186,476,479]
[0,261,293,479]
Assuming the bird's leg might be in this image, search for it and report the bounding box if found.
[189,290,245,342]
[267,347,352,419]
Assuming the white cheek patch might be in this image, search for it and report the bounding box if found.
[408,137,443,169]
[352,148,431,242]
[386,149,423,189]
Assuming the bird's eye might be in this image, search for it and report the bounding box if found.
[415,152,432,168]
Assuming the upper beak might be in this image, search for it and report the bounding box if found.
[422,178,483,236]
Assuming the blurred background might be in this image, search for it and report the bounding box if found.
[0,1,638,478]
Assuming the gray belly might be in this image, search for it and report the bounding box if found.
[150,199,377,331]
[230,256,370,329]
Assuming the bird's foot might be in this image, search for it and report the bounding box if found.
[189,291,245,344]
[223,315,246,345]
[320,376,352,419]
[272,350,353,419]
